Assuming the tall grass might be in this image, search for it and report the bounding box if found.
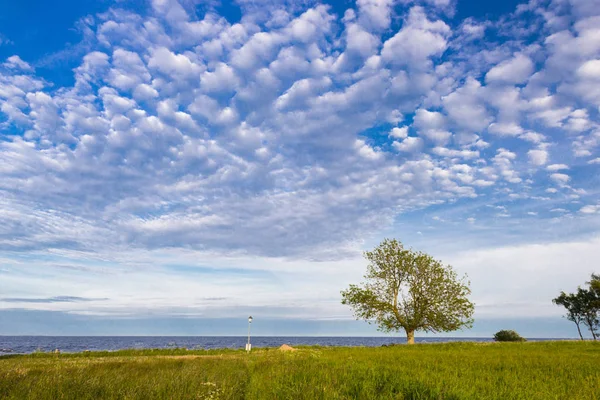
[1,341,598,399]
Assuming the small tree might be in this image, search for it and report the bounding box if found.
[576,287,598,340]
[552,291,586,340]
[553,274,600,341]
[341,239,474,344]
[588,274,600,317]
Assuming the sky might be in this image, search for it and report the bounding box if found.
[0,0,599,338]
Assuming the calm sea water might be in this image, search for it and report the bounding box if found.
[0,336,562,354]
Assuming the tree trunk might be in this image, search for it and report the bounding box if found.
[575,322,583,340]
[406,330,415,345]
[584,316,597,340]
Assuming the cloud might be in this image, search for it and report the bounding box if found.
[381,7,450,69]
[576,59,600,80]
[488,122,524,136]
[3,56,33,71]
[550,173,570,185]
[447,236,600,318]
[527,149,549,166]
[546,164,568,171]
[357,0,394,31]
[580,204,600,214]
[1,296,108,303]
[393,137,423,152]
[0,0,600,327]
[485,53,534,84]
[389,126,409,139]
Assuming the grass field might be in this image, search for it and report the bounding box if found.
[1,341,599,399]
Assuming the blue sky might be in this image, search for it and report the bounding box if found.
[1,0,599,337]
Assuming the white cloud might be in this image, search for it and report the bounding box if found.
[413,108,452,144]
[442,78,491,132]
[3,55,33,71]
[528,149,549,166]
[389,126,408,139]
[449,237,600,318]
[550,173,570,185]
[148,47,203,79]
[200,62,239,93]
[345,24,380,57]
[580,204,600,214]
[493,148,521,183]
[0,0,600,326]
[485,53,534,84]
[357,0,394,31]
[392,137,423,152]
[107,49,151,91]
[546,164,568,171]
[381,7,450,68]
[576,59,600,79]
[488,122,523,136]
[432,147,479,159]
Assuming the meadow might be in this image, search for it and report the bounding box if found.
[0,341,599,399]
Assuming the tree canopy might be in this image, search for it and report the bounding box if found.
[552,291,587,340]
[341,239,474,344]
[553,274,599,340]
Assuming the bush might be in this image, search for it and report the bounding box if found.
[494,330,526,342]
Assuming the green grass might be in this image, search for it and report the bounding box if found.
[1,341,599,399]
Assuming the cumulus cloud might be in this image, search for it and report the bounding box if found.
[3,55,33,71]
[393,137,423,152]
[527,149,549,166]
[546,164,568,171]
[0,0,598,265]
[550,173,570,185]
[389,126,409,139]
[486,53,534,84]
[357,0,394,31]
[1,0,600,329]
[381,7,450,69]
[580,204,600,214]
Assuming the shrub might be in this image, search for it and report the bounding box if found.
[494,330,526,342]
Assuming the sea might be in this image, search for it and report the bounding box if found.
[0,336,564,355]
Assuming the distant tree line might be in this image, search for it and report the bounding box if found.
[553,274,600,340]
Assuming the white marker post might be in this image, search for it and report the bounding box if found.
[246,316,253,352]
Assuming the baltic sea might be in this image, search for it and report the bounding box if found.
[0,336,564,354]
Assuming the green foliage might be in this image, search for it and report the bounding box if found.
[554,273,600,340]
[588,274,600,313]
[553,291,587,340]
[1,342,600,399]
[341,239,474,342]
[493,330,526,342]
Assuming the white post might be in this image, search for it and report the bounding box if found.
[246,316,252,352]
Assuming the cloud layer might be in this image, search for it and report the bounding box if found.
[1,0,600,328]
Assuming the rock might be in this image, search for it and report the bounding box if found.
[278,344,296,352]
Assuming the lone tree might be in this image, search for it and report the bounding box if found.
[341,239,474,344]
[553,291,586,340]
[553,274,599,340]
